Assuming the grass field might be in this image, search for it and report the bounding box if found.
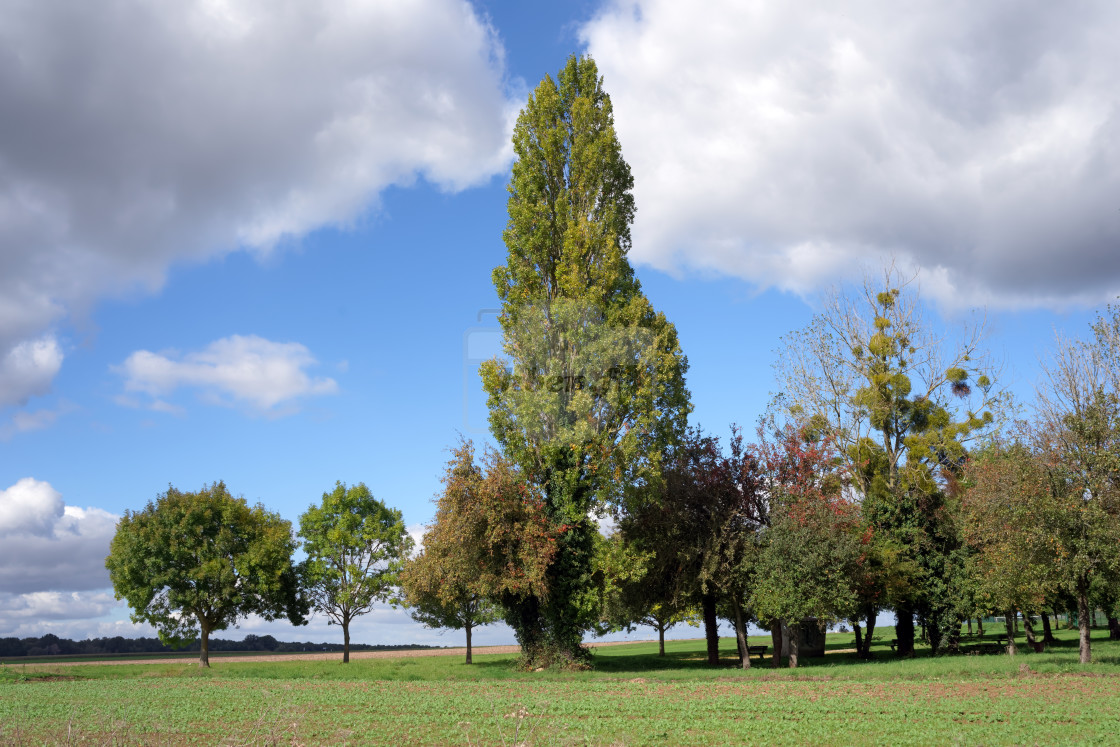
[3,626,1119,745]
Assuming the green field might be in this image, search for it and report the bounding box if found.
[3,627,1119,745]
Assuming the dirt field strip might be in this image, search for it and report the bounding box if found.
[3,638,647,667]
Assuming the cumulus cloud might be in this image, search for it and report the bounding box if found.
[0,477,64,538]
[0,336,63,408]
[582,0,1120,308]
[0,0,515,411]
[0,479,119,595]
[117,334,338,413]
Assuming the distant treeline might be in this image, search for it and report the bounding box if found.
[0,633,441,658]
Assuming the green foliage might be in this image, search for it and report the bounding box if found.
[960,442,1059,620]
[775,266,1005,654]
[751,434,862,630]
[1035,303,1120,661]
[105,482,306,664]
[298,482,412,659]
[479,54,691,666]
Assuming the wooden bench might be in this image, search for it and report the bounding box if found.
[746,645,768,663]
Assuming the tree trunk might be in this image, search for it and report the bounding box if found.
[977,617,984,636]
[770,619,782,668]
[1022,611,1037,646]
[860,607,877,659]
[342,620,351,664]
[505,593,544,668]
[1004,609,1017,657]
[895,604,915,657]
[702,593,720,666]
[1041,611,1056,644]
[853,622,863,656]
[199,620,211,669]
[966,618,973,636]
[658,621,666,657]
[732,601,750,670]
[787,621,800,669]
[945,617,961,654]
[1078,581,1092,664]
[1108,616,1120,641]
[461,618,470,667]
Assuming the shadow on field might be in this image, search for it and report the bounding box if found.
[577,628,1106,675]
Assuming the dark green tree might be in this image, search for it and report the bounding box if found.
[298,482,412,663]
[750,425,862,668]
[620,427,762,668]
[105,482,307,668]
[480,54,691,668]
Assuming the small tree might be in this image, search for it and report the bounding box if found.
[960,440,1058,656]
[298,482,412,663]
[400,548,500,664]
[399,443,505,664]
[105,482,307,668]
[751,426,861,668]
[620,427,764,668]
[595,532,698,657]
[409,440,560,669]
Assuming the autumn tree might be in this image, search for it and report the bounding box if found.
[106,482,307,668]
[399,441,504,664]
[1033,304,1120,663]
[480,54,691,667]
[411,440,561,668]
[775,265,1003,655]
[298,482,412,663]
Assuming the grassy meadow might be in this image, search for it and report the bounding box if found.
[3,626,1119,745]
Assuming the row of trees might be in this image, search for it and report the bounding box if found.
[398,54,1120,669]
[106,480,412,667]
[0,633,435,658]
[398,274,1119,670]
[106,53,1120,671]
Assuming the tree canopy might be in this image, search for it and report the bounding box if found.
[105,482,306,667]
[298,482,412,663]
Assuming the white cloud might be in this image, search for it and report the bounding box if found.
[0,0,515,415]
[0,477,63,538]
[0,479,119,594]
[406,522,427,558]
[0,336,62,408]
[117,334,338,413]
[582,0,1120,309]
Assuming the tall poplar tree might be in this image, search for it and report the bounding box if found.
[480,55,691,668]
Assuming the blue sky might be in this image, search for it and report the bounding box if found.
[1,0,1117,647]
